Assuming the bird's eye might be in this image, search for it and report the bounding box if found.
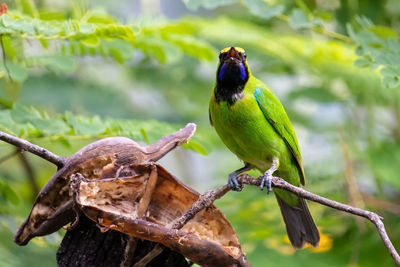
[219,53,223,60]
[243,53,247,60]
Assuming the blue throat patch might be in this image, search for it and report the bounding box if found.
[215,61,248,105]
[218,62,247,82]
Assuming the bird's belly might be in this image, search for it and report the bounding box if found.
[210,97,291,172]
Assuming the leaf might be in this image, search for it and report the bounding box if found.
[0,110,20,135]
[103,39,134,63]
[289,9,323,30]
[1,36,17,60]
[78,23,95,34]
[381,66,400,77]
[8,104,70,136]
[65,111,107,135]
[382,76,399,89]
[368,26,398,39]
[380,65,400,88]
[0,181,19,205]
[355,46,364,56]
[244,0,284,20]
[313,11,333,21]
[135,37,183,64]
[30,118,70,135]
[2,62,28,82]
[165,35,215,62]
[160,23,195,35]
[25,55,76,73]
[1,14,15,28]
[0,105,206,155]
[10,104,42,124]
[18,0,39,18]
[347,23,400,88]
[182,140,208,155]
[354,58,370,68]
[182,0,239,11]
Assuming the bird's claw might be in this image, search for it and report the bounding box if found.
[228,173,243,192]
[260,172,272,194]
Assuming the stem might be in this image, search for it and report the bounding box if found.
[174,174,400,266]
[0,35,13,82]
[18,152,39,200]
[276,14,352,42]
[1,130,398,265]
[0,131,65,168]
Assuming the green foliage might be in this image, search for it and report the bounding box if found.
[0,13,135,41]
[0,181,19,206]
[0,104,207,153]
[347,18,400,88]
[0,8,216,86]
[183,0,239,11]
[183,0,400,89]
[244,0,284,20]
[288,9,322,30]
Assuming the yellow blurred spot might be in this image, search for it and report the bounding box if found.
[271,228,333,254]
[32,237,48,247]
[306,229,333,253]
[220,46,246,53]
[265,236,295,256]
[283,228,333,253]
[242,243,256,254]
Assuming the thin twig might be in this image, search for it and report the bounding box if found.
[174,174,400,266]
[362,193,400,216]
[1,132,398,265]
[276,14,353,42]
[132,244,164,267]
[126,165,165,266]
[0,149,19,164]
[339,132,365,231]
[172,185,230,229]
[0,131,65,168]
[120,236,138,267]
[18,151,39,200]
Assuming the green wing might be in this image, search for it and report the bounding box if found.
[254,86,305,185]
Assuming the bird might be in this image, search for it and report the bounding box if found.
[209,46,320,248]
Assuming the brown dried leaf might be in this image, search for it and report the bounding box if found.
[14,124,196,245]
[72,163,250,267]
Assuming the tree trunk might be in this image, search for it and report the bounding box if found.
[57,216,190,267]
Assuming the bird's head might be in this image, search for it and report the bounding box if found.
[217,46,249,86]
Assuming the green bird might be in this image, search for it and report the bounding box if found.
[209,46,320,248]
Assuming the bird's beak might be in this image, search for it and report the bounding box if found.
[227,47,241,61]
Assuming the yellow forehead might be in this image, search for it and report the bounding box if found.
[220,47,245,53]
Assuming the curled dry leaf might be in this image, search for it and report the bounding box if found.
[71,163,250,267]
[14,123,196,245]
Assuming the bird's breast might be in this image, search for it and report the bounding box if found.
[210,91,286,170]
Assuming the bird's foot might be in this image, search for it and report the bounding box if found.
[259,158,279,194]
[259,171,273,194]
[228,173,243,192]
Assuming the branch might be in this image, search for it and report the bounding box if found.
[3,130,398,265]
[0,149,19,164]
[0,131,65,168]
[174,174,400,266]
[18,151,40,200]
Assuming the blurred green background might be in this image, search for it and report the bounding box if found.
[0,0,400,266]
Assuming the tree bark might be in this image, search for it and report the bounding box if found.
[57,216,190,267]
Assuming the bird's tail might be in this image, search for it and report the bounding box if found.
[275,194,320,249]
